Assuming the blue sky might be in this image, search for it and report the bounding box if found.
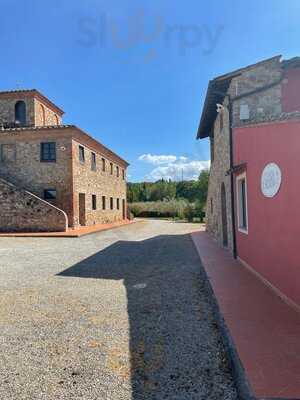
[1,0,300,181]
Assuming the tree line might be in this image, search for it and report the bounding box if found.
[127,170,209,221]
[127,170,209,204]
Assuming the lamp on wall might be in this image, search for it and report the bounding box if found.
[216,103,225,113]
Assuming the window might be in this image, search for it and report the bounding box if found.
[41,142,56,162]
[210,198,213,214]
[79,145,85,163]
[55,115,59,125]
[102,196,106,210]
[122,169,125,180]
[117,198,120,210]
[116,166,119,177]
[110,197,113,210]
[102,158,106,172]
[236,173,248,233]
[92,194,97,210]
[110,162,113,175]
[44,189,57,200]
[15,101,26,126]
[240,104,250,120]
[91,152,96,171]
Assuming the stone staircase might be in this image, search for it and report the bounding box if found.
[0,177,68,232]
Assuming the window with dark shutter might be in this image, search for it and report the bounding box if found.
[116,166,119,177]
[117,198,120,210]
[102,196,106,210]
[92,194,97,210]
[102,158,106,172]
[41,142,56,162]
[91,152,96,171]
[110,162,113,175]
[110,197,113,210]
[79,146,85,163]
[44,189,57,200]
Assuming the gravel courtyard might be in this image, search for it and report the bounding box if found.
[0,220,238,400]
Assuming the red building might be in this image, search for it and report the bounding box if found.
[197,56,300,309]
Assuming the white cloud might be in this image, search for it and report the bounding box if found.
[138,153,177,165]
[178,156,188,162]
[146,160,210,182]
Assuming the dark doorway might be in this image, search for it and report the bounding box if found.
[122,199,126,220]
[221,183,228,247]
[79,193,86,226]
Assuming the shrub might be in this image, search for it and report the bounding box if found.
[129,200,189,219]
[183,203,195,222]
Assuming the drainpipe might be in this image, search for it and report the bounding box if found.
[227,95,237,259]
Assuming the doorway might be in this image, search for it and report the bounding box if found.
[221,183,228,247]
[122,199,126,220]
[79,193,86,226]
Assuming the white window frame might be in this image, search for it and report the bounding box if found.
[236,172,248,234]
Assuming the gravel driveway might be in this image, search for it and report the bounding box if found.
[0,220,237,400]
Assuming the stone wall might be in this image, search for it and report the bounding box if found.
[0,96,35,126]
[0,178,67,232]
[229,57,282,127]
[205,100,233,251]
[34,99,62,126]
[72,138,127,226]
[0,129,74,225]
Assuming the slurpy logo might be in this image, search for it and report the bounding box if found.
[77,9,224,62]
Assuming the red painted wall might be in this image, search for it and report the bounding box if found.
[234,120,300,307]
[282,68,300,112]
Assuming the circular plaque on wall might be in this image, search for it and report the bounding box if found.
[261,163,282,198]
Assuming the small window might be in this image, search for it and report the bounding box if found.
[122,169,125,180]
[117,198,120,210]
[79,145,85,163]
[240,104,250,120]
[102,158,106,172]
[210,198,213,214]
[110,197,113,210]
[102,196,106,210]
[15,100,26,125]
[110,162,113,175]
[237,173,248,233]
[91,152,96,171]
[44,189,57,200]
[92,194,97,210]
[116,166,119,177]
[41,142,56,162]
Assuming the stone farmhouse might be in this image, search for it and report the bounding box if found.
[0,89,128,232]
[197,55,300,308]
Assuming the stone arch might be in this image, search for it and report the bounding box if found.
[40,104,46,126]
